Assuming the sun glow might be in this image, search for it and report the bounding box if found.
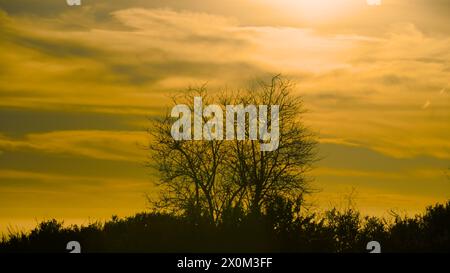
[265,0,358,21]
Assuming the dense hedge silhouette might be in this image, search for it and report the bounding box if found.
[1,199,449,253]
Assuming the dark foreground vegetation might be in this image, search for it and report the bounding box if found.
[1,199,449,253]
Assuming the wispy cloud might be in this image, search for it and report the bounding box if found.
[1,6,449,158]
[0,131,146,161]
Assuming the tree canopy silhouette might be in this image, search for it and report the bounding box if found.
[147,75,317,224]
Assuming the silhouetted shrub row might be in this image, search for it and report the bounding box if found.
[1,200,449,252]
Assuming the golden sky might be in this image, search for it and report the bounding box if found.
[0,0,449,233]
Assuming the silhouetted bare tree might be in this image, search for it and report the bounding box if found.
[148,75,317,223]
[221,76,317,217]
[148,86,225,223]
